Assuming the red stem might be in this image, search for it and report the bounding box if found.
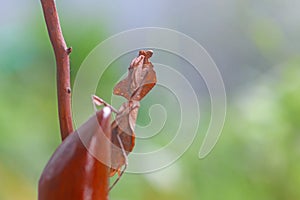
[39,2,110,198]
[40,0,74,140]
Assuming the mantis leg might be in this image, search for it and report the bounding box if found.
[109,134,128,191]
[92,95,118,113]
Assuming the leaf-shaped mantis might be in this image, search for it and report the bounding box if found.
[93,50,157,190]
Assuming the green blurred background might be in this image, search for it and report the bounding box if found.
[1,1,300,199]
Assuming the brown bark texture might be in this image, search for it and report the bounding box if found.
[40,0,74,140]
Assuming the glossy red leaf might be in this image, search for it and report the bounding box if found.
[38,107,111,200]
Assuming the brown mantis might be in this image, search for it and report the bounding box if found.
[93,50,157,190]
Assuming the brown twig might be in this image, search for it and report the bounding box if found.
[39,1,110,199]
[40,0,74,140]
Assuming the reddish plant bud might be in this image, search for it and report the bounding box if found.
[38,107,111,200]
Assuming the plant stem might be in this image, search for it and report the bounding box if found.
[40,0,74,140]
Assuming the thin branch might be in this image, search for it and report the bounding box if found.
[40,0,74,140]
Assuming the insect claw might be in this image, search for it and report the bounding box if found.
[92,95,118,113]
[91,95,99,112]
